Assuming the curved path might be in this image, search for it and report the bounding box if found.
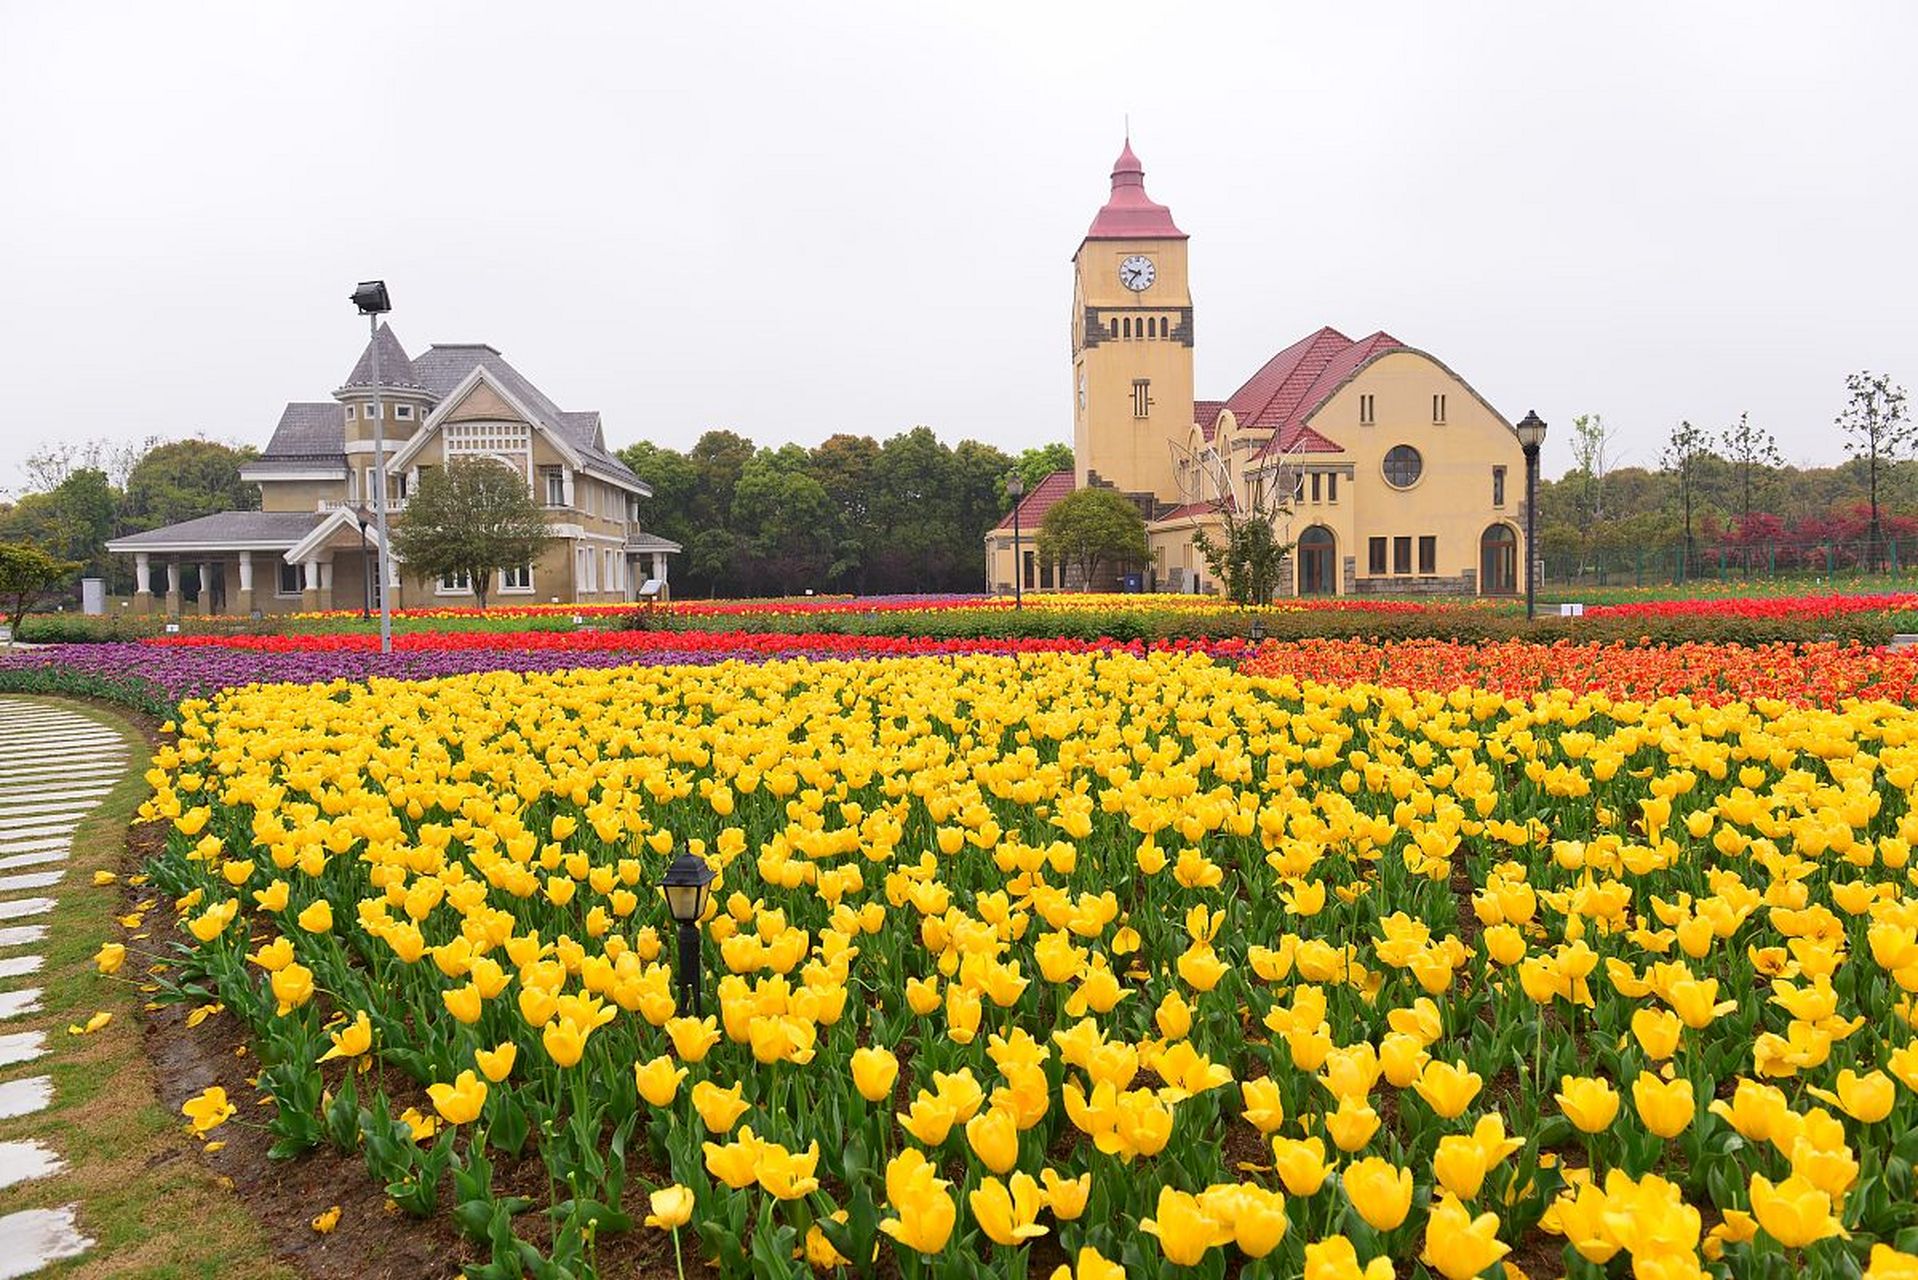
[0,698,129,1278]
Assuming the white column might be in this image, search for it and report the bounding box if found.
[319,561,334,591]
[237,550,253,592]
[651,551,666,584]
[303,560,320,590]
[134,553,151,594]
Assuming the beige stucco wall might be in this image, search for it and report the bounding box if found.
[260,478,346,513]
[1072,235,1195,500]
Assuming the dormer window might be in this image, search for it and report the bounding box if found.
[344,405,356,421]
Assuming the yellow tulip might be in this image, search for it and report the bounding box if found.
[1632,1073,1695,1139]
[643,1184,693,1230]
[1412,1059,1482,1119]
[541,1018,587,1069]
[181,1085,235,1135]
[1324,1095,1381,1152]
[442,983,483,1025]
[1239,1075,1286,1133]
[1039,1168,1091,1220]
[1631,1007,1683,1060]
[754,1138,820,1200]
[1342,1157,1413,1231]
[318,1011,373,1063]
[93,942,126,975]
[1271,1135,1333,1196]
[1420,1192,1509,1280]
[1432,1130,1493,1199]
[877,1149,956,1253]
[1749,1172,1844,1248]
[1303,1235,1395,1280]
[691,1080,749,1133]
[270,962,314,1016]
[296,899,333,933]
[1140,1186,1231,1266]
[1556,1074,1621,1134]
[850,1046,899,1103]
[1047,1246,1125,1280]
[474,1041,517,1083]
[634,1054,688,1107]
[969,1172,1048,1246]
[426,1069,487,1125]
[965,1105,1020,1175]
[703,1127,763,1189]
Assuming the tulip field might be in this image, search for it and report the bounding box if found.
[85,635,1918,1278]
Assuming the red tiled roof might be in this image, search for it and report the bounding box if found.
[1153,498,1233,522]
[1193,399,1226,442]
[993,469,1075,532]
[1207,326,1405,460]
[1084,140,1187,242]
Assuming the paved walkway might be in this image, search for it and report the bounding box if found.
[0,698,130,1278]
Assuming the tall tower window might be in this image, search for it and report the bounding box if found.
[1360,394,1376,425]
[1109,318,1119,338]
[1432,394,1447,423]
[1492,465,1507,506]
[1132,379,1151,418]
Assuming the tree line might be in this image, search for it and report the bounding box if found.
[616,431,1072,597]
[1539,370,1913,579]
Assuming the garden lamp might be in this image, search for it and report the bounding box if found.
[1515,410,1548,621]
[1250,615,1265,644]
[660,851,716,1016]
[1006,471,1025,610]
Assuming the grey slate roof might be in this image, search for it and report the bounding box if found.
[339,323,426,391]
[412,344,644,489]
[246,402,347,472]
[106,511,326,551]
[624,532,683,553]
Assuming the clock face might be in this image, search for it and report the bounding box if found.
[1119,255,1156,291]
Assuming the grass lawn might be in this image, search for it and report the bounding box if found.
[0,696,294,1280]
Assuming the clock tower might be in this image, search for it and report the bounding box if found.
[1071,140,1194,503]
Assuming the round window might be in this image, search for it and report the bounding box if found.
[1383,445,1423,488]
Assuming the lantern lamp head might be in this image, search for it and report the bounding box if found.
[1006,472,1024,499]
[660,850,715,925]
[1515,410,1548,453]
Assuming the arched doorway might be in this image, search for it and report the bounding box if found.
[1480,524,1518,594]
[1298,525,1337,596]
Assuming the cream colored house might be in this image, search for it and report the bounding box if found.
[987,142,1529,598]
[108,328,678,614]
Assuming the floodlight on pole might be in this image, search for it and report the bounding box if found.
[351,281,395,654]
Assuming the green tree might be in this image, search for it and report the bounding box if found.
[615,441,699,552]
[1720,412,1782,521]
[120,438,259,533]
[1836,371,1912,568]
[1190,475,1291,604]
[1036,487,1148,589]
[1660,420,1712,579]
[1007,443,1074,510]
[731,445,833,591]
[0,542,82,630]
[810,434,882,590]
[872,427,961,589]
[1566,413,1618,522]
[391,459,551,611]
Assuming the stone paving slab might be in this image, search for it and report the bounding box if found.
[0,1141,64,1192]
[0,954,44,980]
[0,1030,45,1067]
[0,988,44,1021]
[0,1077,53,1121]
[0,872,63,896]
[0,926,47,950]
[0,900,53,922]
[0,1206,92,1278]
[0,852,66,873]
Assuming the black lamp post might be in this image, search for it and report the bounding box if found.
[1515,410,1548,621]
[350,280,395,654]
[659,851,716,1016]
[353,504,373,620]
[1250,614,1265,645]
[1006,472,1025,610]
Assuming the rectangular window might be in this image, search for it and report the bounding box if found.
[1040,559,1055,589]
[1492,465,1506,506]
[1023,550,1036,589]
[1369,537,1387,574]
[393,472,408,500]
[1432,394,1446,423]
[502,564,532,591]
[1132,379,1151,418]
[344,404,356,421]
[364,402,379,420]
[604,549,617,591]
[543,467,566,507]
[1393,536,1412,574]
[1327,472,1339,503]
[1360,394,1376,425]
[1310,472,1322,503]
[278,562,302,595]
[1418,535,1436,575]
[1293,471,1305,503]
[395,404,414,420]
[439,570,471,593]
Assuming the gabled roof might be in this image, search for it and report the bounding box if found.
[409,344,643,488]
[993,469,1075,533]
[1152,498,1233,522]
[339,323,427,391]
[1209,326,1406,460]
[1083,140,1186,243]
[1193,399,1226,442]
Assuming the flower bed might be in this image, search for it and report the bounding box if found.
[119,650,1918,1278]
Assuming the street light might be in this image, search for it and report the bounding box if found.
[353,504,373,620]
[1006,472,1025,610]
[659,851,716,1016]
[351,280,395,655]
[1515,410,1548,621]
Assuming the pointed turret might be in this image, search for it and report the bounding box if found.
[337,323,426,392]
[1084,139,1186,241]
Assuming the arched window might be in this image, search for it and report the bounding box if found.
[1148,317,1159,338]
[1382,445,1423,488]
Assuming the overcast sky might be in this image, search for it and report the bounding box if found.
[2,2,1913,493]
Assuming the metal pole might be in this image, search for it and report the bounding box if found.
[1524,443,1539,621]
[1012,499,1023,610]
[676,921,701,1017]
[370,315,393,653]
[359,521,370,619]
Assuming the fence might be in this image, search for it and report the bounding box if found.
[1543,537,1918,588]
